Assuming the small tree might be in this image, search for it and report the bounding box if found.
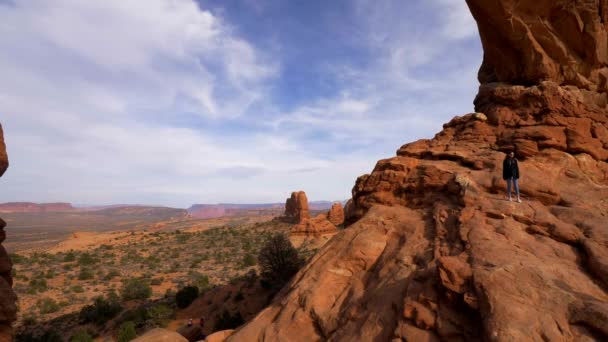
[79,295,123,325]
[117,321,137,342]
[258,234,303,288]
[121,278,152,301]
[175,285,199,308]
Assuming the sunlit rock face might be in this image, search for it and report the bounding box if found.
[226,1,608,341]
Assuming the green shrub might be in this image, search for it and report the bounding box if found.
[117,321,137,342]
[78,253,97,266]
[103,269,120,281]
[79,295,123,325]
[71,285,85,293]
[121,278,152,301]
[70,329,93,342]
[175,285,199,308]
[258,234,303,288]
[189,272,210,290]
[241,253,256,267]
[147,304,174,327]
[63,251,76,262]
[37,298,60,314]
[27,278,48,293]
[78,268,94,280]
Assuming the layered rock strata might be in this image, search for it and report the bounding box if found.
[227,1,608,341]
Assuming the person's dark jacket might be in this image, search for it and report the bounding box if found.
[502,158,519,180]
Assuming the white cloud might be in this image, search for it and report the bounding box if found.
[0,0,483,207]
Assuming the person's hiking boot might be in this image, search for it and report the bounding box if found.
[517,198,522,203]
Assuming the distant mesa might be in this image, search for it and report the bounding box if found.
[0,202,74,213]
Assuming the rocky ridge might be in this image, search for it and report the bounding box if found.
[227,1,608,341]
[0,124,16,342]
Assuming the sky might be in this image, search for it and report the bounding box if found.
[0,0,482,208]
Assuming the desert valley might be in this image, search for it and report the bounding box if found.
[1,0,608,341]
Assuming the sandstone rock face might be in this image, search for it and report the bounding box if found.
[326,203,344,226]
[132,328,188,342]
[0,124,15,342]
[290,214,338,237]
[227,2,608,341]
[203,330,234,342]
[466,0,608,91]
[284,191,310,223]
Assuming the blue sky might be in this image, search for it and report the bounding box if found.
[0,0,482,207]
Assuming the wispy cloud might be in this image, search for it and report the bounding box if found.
[0,0,482,207]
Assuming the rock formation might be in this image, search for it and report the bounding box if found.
[290,214,338,237]
[327,202,344,226]
[283,191,310,223]
[0,124,16,342]
[227,1,608,341]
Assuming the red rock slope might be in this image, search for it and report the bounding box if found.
[0,125,17,342]
[227,1,608,341]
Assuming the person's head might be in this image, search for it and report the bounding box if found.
[505,151,514,159]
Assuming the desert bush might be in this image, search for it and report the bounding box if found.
[257,234,303,288]
[27,278,48,294]
[213,310,244,332]
[241,253,256,267]
[70,329,93,342]
[9,253,26,264]
[103,269,120,281]
[189,272,210,290]
[37,298,60,314]
[150,277,163,286]
[63,251,76,262]
[78,268,94,280]
[175,285,199,308]
[71,285,85,293]
[78,252,97,266]
[117,321,137,342]
[147,304,173,327]
[79,295,123,325]
[121,278,152,301]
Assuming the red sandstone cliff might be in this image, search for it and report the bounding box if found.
[227,1,608,341]
[0,125,16,342]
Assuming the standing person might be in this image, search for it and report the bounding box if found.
[503,151,521,202]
